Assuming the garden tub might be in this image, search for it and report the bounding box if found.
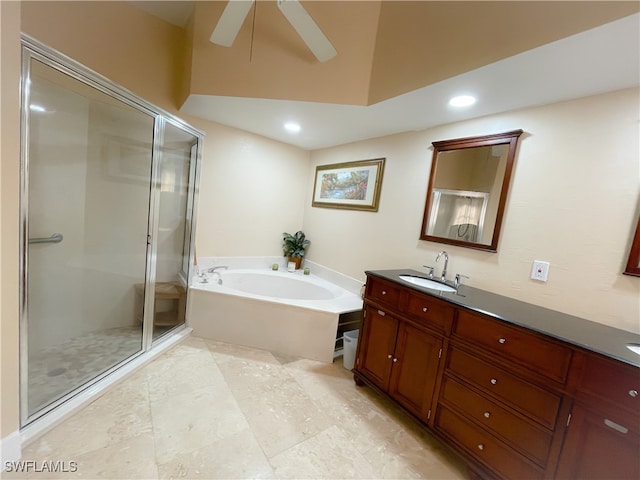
[187,268,363,362]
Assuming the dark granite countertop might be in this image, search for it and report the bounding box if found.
[366,269,640,368]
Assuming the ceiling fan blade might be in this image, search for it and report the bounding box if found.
[210,0,255,47]
[276,0,336,62]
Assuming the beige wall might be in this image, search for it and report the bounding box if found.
[21,1,186,113]
[1,0,22,440]
[194,123,310,259]
[304,88,640,333]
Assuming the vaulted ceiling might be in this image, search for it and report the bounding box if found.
[133,1,639,149]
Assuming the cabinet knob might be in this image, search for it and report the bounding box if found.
[422,307,429,313]
[477,444,484,451]
[393,357,398,363]
[387,354,393,359]
[498,338,506,344]
[382,290,387,295]
[483,411,491,419]
[490,378,498,385]
[629,389,638,398]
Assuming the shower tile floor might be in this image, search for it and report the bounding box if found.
[27,325,174,415]
[10,336,468,479]
[27,326,142,414]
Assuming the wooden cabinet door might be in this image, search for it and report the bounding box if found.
[357,305,398,390]
[555,403,640,479]
[388,321,442,421]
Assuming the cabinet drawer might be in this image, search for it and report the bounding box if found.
[402,290,454,333]
[579,353,640,413]
[454,310,572,383]
[365,276,402,309]
[436,405,543,480]
[447,347,561,429]
[440,376,552,466]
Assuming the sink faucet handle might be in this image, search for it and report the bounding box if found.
[454,273,470,289]
[422,265,435,278]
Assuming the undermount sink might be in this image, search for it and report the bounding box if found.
[399,275,457,293]
[626,343,640,355]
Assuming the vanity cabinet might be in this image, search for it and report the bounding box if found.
[355,276,452,421]
[436,309,573,479]
[353,270,640,480]
[554,352,640,479]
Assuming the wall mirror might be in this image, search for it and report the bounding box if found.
[420,130,523,252]
[623,215,640,277]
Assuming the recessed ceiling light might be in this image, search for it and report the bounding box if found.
[284,122,301,133]
[448,95,477,107]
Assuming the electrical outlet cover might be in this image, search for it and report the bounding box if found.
[531,260,550,282]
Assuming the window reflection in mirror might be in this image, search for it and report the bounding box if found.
[420,130,523,252]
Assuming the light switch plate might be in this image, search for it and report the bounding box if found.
[531,260,550,282]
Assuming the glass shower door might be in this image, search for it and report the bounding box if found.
[23,57,153,420]
[151,121,199,341]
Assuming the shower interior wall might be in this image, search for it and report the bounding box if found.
[28,79,154,352]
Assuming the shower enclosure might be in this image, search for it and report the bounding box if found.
[20,36,203,425]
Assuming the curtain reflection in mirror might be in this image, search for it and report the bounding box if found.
[427,189,488,243]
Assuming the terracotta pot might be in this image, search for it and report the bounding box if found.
[288,256,303,269]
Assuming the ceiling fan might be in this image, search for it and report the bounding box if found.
[209,0,337,62]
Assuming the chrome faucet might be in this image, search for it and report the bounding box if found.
[206,265,228,284]
[435,251,449,282]
[207,266,229,274]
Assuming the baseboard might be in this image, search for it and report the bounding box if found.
[1,430,22,470]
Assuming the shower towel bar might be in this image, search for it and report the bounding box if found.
[28,233,63,244]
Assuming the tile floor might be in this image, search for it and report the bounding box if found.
[7,336,468,479]
[27,326,142,415]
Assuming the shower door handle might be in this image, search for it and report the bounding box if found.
[28,233,63,244]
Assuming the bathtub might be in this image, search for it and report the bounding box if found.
[187,268,363,363]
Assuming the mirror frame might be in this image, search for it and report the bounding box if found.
[623,216,640,277]
[420,129,523,252]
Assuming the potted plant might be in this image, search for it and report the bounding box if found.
[282,231,310,269]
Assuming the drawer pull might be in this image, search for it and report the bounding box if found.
[604,419,629,434]
[422,307,428,313]
[377,310,386,316]
[490,378,498,385]
[483,411,491,419]
[498,338,506,344]
[382,290,387,295]
[629,389,638,398]
[477,444,485,451]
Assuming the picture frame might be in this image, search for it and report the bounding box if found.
[312,158,385,211]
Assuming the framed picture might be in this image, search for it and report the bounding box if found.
[312,158,385,211]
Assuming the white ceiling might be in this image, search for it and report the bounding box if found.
[134,2,640,151]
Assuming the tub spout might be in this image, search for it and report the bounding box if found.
[207,266,228,285]
[207,266,229,274]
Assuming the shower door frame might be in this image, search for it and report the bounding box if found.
[19,35,203,426]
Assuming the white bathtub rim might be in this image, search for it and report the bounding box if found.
[190,268,362,315]
[195,256,364,296]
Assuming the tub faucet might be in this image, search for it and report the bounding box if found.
[435,251,449,282]
[207,266,228,285]
[207,266,229,274]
